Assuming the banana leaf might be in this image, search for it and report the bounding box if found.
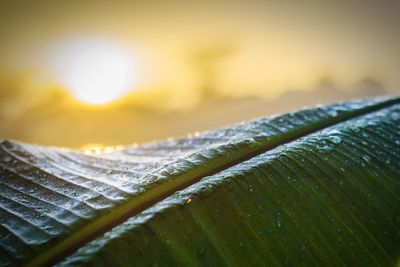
[0,97,399,266]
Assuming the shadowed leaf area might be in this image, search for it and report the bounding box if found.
[0,96,399,266]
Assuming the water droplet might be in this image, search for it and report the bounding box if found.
[362,155,370,162]
[275,218,283,229]
[316,140,335,153]
[361,140,368,146]
[390,112,400,120]
[312,185,319,192]
[327,109,338,117]
[361,132,370,138]
[330,136,341,144]
[248,185,254,193]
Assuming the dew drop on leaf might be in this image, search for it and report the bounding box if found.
[362,155,371,162]
[275,218,283,229]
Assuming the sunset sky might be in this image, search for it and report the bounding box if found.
[1,1,400,100]
[0,0,399,147]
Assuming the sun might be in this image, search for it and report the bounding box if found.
[55,39,135,105]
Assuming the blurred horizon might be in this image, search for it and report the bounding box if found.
[0,0,399,147]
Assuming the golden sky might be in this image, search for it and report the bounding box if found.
[1,0,399,102]
[0,1,399,147]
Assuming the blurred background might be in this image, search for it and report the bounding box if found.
[0,0,399,148]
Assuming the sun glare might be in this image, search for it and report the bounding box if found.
[81,143,123,155]
[55,39,135,105]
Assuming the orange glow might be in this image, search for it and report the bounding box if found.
[0,1,398,148]
[81,143,123,155]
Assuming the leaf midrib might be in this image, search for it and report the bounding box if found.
[27,97,400,267]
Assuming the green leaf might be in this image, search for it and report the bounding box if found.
[0,97,399,266]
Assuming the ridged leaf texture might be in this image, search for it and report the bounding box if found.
[0,97,399,266]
